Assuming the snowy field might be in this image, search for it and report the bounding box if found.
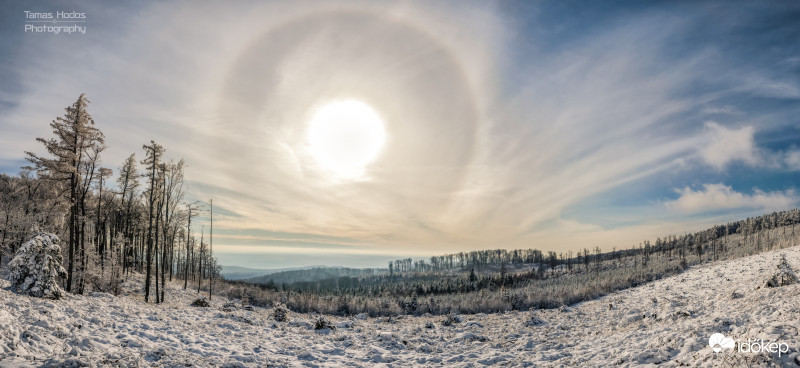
[2,245,800,367]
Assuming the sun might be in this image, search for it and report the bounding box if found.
[307,100,386,178]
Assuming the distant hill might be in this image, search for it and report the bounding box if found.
[243,266,385,285]
[220,265,323,280]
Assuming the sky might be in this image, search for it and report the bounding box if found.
[1,0,799,269]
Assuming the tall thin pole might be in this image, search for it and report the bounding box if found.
[209,198,213,300]
[198,225,204,293]
[184,207,191,289]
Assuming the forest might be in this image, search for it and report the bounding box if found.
[0,94,219,304]
[228,208,800,316]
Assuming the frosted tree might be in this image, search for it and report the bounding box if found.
[25,93,105,293]
[7,233,68,299]
[142,140,164,303]
[94,167,112,272]
[766,255,799,287]
[116,153,139,275]
[160,160,185,302]
[0,174,21,266]
[183,201,202,289]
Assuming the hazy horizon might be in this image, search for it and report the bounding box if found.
[2,0,799,269]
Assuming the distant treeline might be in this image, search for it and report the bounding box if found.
[222,208,800,315]
[387,208,800,275]
[244,267,382,286]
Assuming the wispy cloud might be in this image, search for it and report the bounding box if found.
[701,105,744,116]
[697,121,800,171]
[219,244,441,257]
[786,150,800,171]
[665,184,797,214]
[737,75,800,99]
[213,233,371,248]
[700,121,759,169]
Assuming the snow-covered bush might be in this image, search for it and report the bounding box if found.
[526,314,545,326]
[765,255,799,288]
[191,297,210,307]
[6,232,67,299]
[273,304,289,322]
[442,313,461,326]
[222,300,238,312]
[313,316,335,330]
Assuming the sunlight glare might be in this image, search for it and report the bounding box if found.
[307,100,386,178]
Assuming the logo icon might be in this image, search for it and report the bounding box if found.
[709,333,735,353]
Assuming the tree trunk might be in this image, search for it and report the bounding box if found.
[154,193,162,304]
[66,173,76,292]
[144,154,156,302]
[184,208,191,289]
[198,229,203,293]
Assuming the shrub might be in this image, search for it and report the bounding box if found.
[526,314,545,326]
[272,305,289,322]
[765,255,799,288]
[313,316,336,331]
[6,233,67,299]
[191,297,210,307]
[222,300,238,312]
[442,314,461,326]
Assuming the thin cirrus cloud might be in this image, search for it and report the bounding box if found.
[701,105,744,116]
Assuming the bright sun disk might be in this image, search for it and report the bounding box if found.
[307,100,386,178]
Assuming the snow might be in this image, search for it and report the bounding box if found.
[1,245,800,367]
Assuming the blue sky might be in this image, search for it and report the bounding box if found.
[1,1,799,268]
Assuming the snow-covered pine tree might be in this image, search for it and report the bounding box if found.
[766,254,799,287]
[7,232,68,299]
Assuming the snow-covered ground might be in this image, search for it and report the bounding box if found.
[2,246,800,367]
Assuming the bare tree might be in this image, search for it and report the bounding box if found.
[141,141,164,303]
[183,201,201,289]
[116,154,139,275]
[161,160,185,301]
[95,167,112,273]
